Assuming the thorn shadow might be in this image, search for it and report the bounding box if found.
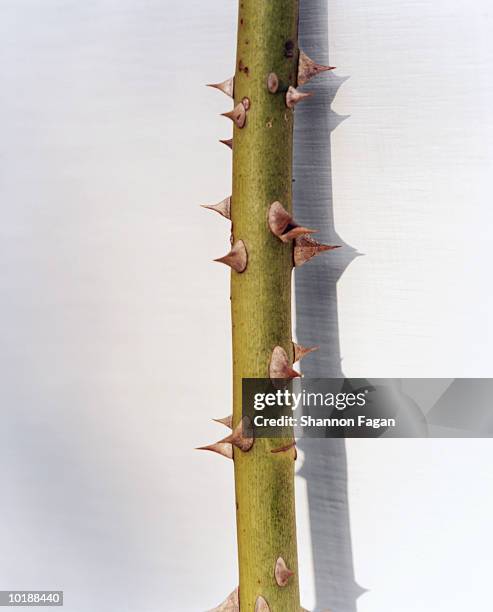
[294,2,363,611]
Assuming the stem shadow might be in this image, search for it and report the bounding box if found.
[294,2,364,611]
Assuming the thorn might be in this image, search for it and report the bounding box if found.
[207,77,234,98]
[294,235,340,267]
[267,72,279,93]
[213,414,233,429]
[293,342,319,362]
[281,225,315,241]
[255,596,270,612]
[201,196,231,219]
[271,442,297,460]
[207,587,239,612]
[271,441,296,454]
[219,138,233,149]
[275,557,295,587]
[214,240,248,273]
[268,201,291,237]
[269,346,301,380]
[196,442,233,460]
[222,102,247,128]
[268,201,316,242]
[220,417,254,452]
[286,86,313,109]
[298,49,335,85]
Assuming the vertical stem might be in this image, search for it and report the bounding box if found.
[231,1,300,610]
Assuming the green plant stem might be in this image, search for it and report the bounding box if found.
[231,1,301,610]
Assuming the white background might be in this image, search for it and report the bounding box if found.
[0,1,492,611]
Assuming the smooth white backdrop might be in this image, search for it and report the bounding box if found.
[0,1,492,611]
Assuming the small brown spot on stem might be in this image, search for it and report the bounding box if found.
[284,40,295,58]
[267,72,279,93]
[238,60,249,75]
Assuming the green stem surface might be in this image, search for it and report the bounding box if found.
[231,1,301,610]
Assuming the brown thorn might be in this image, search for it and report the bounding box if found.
[282,226,317,241]
[267,72,279,93]
[214,240,248,273]
[222,102,247,128]
[294,235,340,267]
[271,441,296,454]
[196,442,233,460]
[207,587,239,612]
[220,417,254,452]
[255,596,270,612]
[201,196,231,220]
[268,201,291,236]
[207,76,234,98]
[268,201,316,243]
[298,49,335,86]
[219,138,233,150]
[213,414,233,429]
[286,86,313,109]
[275,556,295,587]
[293,342,319,362]
[269,346,301,380]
